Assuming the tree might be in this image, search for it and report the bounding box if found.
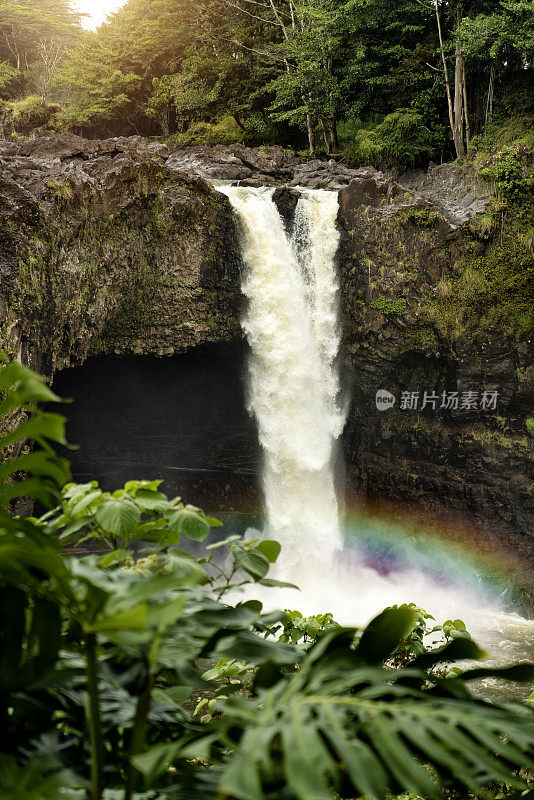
[429,0,533,158]
[334,0,440,144]
[458,0,534,125]
[0,59,16,95]
[0,0,81,99]
[264,0,344,153]
[4,0,531,162]
[55,28,144,133]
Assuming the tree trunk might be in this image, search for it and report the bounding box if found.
[328,117,339,151]
[453,27,465,158]
[232,113,247,132]
[306,113,315,157]
[319,117,330,153]
[485,65,495,125]
[462,62,470,150]
[434,0,454,137]
[168,106,177,135]
[160,114,170,137]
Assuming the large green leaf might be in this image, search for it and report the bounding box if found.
[259,577,299,590]
[130,488,170,511]
[219,750,264,800]
[256,539,281,564]
[0,521,72,597]
[0,587,61,691]
[459,663,534,683]
[356,605,417,664]
[86,603,148,633]
[151,685,191,707]
[213,630,299,665]
[131,741,182,783]
[0,755,84,800]
[167,508,211,541]
[68,488,103,516]
[95,498,141,536]
[0,358,71,509]
[411,636,486,670]
[204,609,534,800]
[282,705,336,800]
[206,535,241,550]
[230,544,270,581]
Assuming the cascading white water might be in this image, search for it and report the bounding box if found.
[218,185,345,585]
[219,183,534,692]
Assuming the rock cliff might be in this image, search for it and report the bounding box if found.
[1,132,532,555]
[336,170,532,557]
[0,133,243,375]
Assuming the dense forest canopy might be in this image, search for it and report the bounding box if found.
[1,0,533,161]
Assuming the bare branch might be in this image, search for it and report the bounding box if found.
[218,34,284,61]
[269,0,290,41]
[218,0,282,27]
[232,0,289,13]
[434,0,454,134]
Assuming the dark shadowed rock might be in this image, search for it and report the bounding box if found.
[0,134,243,375]
[272,186,300,231]
[337,170,532,556]
[6,130,167,161]
[166,143,298,182]
[291,160,374,189]
[0,175,43,285]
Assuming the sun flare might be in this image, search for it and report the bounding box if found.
[76,0,126,29]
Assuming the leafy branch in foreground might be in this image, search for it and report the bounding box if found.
[143,610,534,800]
[0,357,70,509]
[0,356,534,800]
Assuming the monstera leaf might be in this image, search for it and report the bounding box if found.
[194,607,534,800]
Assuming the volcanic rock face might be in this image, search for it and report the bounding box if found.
[0,132,243,375]
[0,132,531,554]
[164,142,406,192]
[165,143,299,184]
[399,164,493,228]
[336,170,533,556]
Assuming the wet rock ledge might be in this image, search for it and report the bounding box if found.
[0,133,244,375]
[0,132,532,564]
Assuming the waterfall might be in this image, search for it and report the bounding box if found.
[218,185,344,584]
[218,184,534,678]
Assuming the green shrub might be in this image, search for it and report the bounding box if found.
[341,109,434,168]
[1,95,60,135]
[424,118,534,342]
[372,296,407,315]
[45,179,74,200]
[277,609,342,645]
[479,147,534,200]
[473,118,534,200]
[0,61,17,93]
[400,207,442,227]
[170,115,246,146]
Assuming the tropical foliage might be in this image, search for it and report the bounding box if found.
[1,0,533,161]
[1,357,534,800]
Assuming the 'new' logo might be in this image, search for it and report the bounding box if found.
[375,389,395,411]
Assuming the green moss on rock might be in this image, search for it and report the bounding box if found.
[371,296,407,315]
